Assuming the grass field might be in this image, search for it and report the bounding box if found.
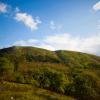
[0,81,76,100]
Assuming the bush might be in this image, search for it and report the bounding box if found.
[72,73,99,100]
[0,58,14,74]
[32,68,68,93]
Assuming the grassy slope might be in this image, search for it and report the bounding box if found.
[0,46,100,68]
[0,81,75,100]
[0,46,100,100]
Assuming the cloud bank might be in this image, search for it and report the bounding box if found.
[13,33,100,55]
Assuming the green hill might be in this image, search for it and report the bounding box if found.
[0,46,100,100]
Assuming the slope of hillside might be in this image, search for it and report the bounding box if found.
[0,81,75,100]
[0,46,100,100]
[56,50,100,68]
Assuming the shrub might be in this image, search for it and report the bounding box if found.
[32,68,68,93]
[73,74,99,100]
[0,58,14,74]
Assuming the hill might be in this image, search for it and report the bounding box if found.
[0,46,100,100]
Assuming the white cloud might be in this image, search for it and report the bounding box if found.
[15,12,41,30]
[43,33,100,55]
[43,33,80,50]
[93,1,100,11]
[13,33,100,55]
[0,3,7,13]
[80,35,100,54]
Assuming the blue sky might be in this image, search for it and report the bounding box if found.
[0,0,100,55]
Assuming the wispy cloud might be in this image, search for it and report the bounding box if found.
[13,39,39,46]
[0,2,41,31]
[13,33,100,55]
[15,12,41,31]
[50,21,56,30]
[15,7,20,13]
[0,3,8,13]
[93,1,100,11]
[49,20,62,30]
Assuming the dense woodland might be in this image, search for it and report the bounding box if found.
[0,46,100,100]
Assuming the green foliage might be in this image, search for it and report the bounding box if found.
[0,46,100,100]
[66,69,100,100]
[32,68,68,93]
[0,58,13,73]
[56,50,100,68]
[73,74,97,100]
[0,81,76,100]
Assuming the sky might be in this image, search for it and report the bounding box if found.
[0,0,100,55]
